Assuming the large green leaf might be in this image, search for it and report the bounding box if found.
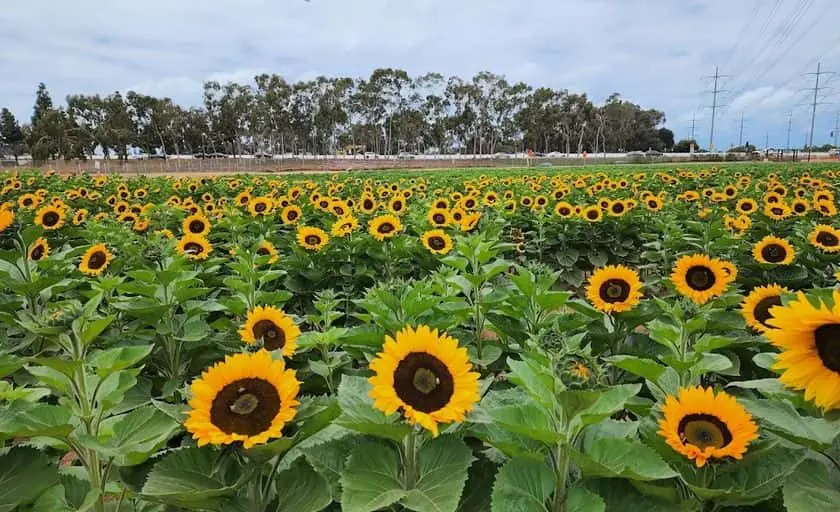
[401,436,475,512]
[88,345,154,377]
[0,447,59,512]
[305,436,358,500]
[506,355,560,409]
[141,447,248,510]
[490,457,555,512]
[0,401,73,439]
[572,438,678,481]
[566,487,605,512]
[78,406,181,466]
[605,355,665,382]
[334,375,411,442]
[340,440,405,512]
[783,459,840,512]
[740,398,840,451]
[271,458,331,512]
[457,453,498,512]
[558,384,641,435]
[586,479,686,512]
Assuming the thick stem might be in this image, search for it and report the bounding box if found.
[551,444,570,512]
[403,429,418,489]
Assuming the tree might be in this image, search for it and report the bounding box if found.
[673,139,699,152]
[0,108,24,162]
[657,128,675,151]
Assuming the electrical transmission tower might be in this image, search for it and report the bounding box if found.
[738,113,745,147]
[690,113,696,141]
[805,62,834,161]
[786,113,793,152]
[704,66,730,152]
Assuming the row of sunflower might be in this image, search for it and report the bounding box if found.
[0,163,839,512]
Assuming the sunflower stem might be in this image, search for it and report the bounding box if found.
[403,429,419,489]
[551,443,570,512]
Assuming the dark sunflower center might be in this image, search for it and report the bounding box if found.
[465,199,475,208]
[686,266,715,291]
[612,203,625,214]
[753,295,782,328]
[87,251,107,270]
[428,236,446,250]
[364,200,374,210]
[393,202,403,211]
[559,207,570,215]
[393,352,454,413]
[240,196,249,204]
[587,210,598,219]
[184,242,204,254]
[378,223,394,234]
[210,378,281,436]
[794,203,806,213]
[252,319,285,350]
[257,247,270,256]
[433,213,445,224]
[287,210,298,220]
[453,213,463,221]
[741,202,753,211]
[771,207,783,216]
[305,235,321,246]
[599,279,631,303]
[30,245,45,260]
[761,244,786,263]
[42,211,59,226]
[319,201,329,208]
[648,200,658,208]
[814,323,840,373]
[189,220,205,233]
[255,202,266,213]
[678,413,732,449]
[816,231,839,247]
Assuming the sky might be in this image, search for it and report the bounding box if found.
[2,0,839,149]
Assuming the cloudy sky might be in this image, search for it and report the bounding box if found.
[2,0,839,149]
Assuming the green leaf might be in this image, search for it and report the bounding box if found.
[490,457,554,512]
[558,384,641,435]
[80,315,116,346]
[566,487,605,512]
[740,398,839,451]
[79,406,181,466]
[402,436,475,512]
[606,355,665,382]
[693,334,734,353]
[334,375,410,442]
[752,352,777,370]
[94,369,140,410]
[783,459,840,512]
[0,447,59,512]
[141,447,247,510]
[0,354,23,379]
[89,345,154,377]
[507,355,561,409]
[0,402,73,438]
[586,479,684,512]
[689,353,733,379]
[24,364,74,395]
[646,319,680,352]
[271,458,331,512]
[340,440,405,512]
[305,437,357,500]
[572,438,678,481]
[482,398,562,445]
[457,454,498,512]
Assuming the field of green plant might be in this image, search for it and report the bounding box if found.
[1,163,839,512]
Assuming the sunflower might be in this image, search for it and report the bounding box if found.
[17,193,40,209]
[369,214,402,241]
[256,241,279,264]
[79,244,113,276]
[28,237,50,261]
[459,212,481,232]
[645,197,663,211]
[238,306,299,356]
[741,284,789,333]
[331,215,359,237]
[791,198,810,215]
[809,225,840,253]
[276,205,301,225]
[717,259,738,284]
[0,206,13,233]
[183,214,211,236]
[753,236,795,265]
[582,205,603,222]
[585,265,643,313]
[816,200,837,217]
[184,350,300,448]
[736,198,757,215]
[421,230,453,255]
[427,208,452,227]
[359,196,377,214]
[658,386,758,468]
[555,201,574,218]
[35,205,65,231]
[766,291,840,410]
[176,234,213,261]
[368,325,480,437]
[607,200,628,217]
[248,196,273,216]
[296,226,329,251]
[764,202,791,220]
[671,254,729,305]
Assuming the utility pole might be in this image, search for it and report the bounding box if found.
[690,113,696,141]
[786,113,793,153]
[704,66,730,152]
[738,113,745,147]
[765,132,769,150]
[805,62,834,161]
[834,111,839,149]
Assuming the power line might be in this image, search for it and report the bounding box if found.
[704,66,730,151]
[805,62,835,160]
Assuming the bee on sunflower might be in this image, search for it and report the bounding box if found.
[741,284,789,333]
[176,234,213,261]
[585,265,643,313]
[238,305,299,355]
[658,386,758,468]
[79,244,114,276]
[183,213,211,236]
[671,254,729,304]
[808,224,840,253]
[296,226,329,251]
[765,291,840,410]
[753,235,795,265]
[421,230,453,255]
[184,350,300,448]
[256,240,280,264]
[28,237,50,261]
[368,325,480,437]
[369,214,402,241]
[35,205,65,231]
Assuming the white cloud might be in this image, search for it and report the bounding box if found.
[1,0,838,146]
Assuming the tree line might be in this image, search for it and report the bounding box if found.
[0,68,678,162]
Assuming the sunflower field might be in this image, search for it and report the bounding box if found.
[1,163,840,512]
